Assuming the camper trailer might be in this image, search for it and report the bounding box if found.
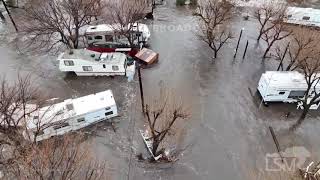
[285,7,320,28]
[25,90,118,141]
[257,71,320,109]
[85,23,151,45]
[57,49,135,77]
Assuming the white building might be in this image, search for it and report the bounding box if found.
[285,7,320,28]
[57,49,135,77]
[85,23,151,45]
[257,71,320,109]
[25,90,118,141]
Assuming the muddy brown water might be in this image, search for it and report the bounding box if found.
[1,0,320,179]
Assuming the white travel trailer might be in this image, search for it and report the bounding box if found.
[25,90,118,141]
[285,7,320,28]
[57,49,135,77]
[257,71,320,109]
[85,23,151,45]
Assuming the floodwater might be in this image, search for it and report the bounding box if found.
[1,0,320,180]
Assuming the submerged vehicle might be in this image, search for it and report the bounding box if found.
[25,90,118,141]
[257,71,320,109]
[57,49,135,77]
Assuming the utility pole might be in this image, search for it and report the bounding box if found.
[277,42,290,71]
[242,40,249,60]
[234,28,243,58]
[138,65,145,114]
[1,0,18,32]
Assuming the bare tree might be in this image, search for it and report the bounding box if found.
[261,21,292,58]
[274,28,317,71]
[0,75,106,179]
[0,75,43,147]
[194,0,234,59]
[104,0,149,47]
[254,0,287,42]
[18,0,103,52]
[143,89,190,161]
[290,50,320,130]
[4,135,106,180]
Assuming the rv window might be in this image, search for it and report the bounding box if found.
[105,107,111,111]
[95,36,103,40]
[83,66,93,71]
[288,91,306,98]
[87,36,93,40]
[77,118,85,123]
[302,16,310,20]
[64,60,74,66]
[66,103,74,111]
[105,111,113,116]
[53,122,69,130]
[112,66,119,71]
[279,92,285,95]
[105,35,113,41]
[103,64,106,68]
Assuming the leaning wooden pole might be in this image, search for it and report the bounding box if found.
[234,29,243,58]
[138,66,145,114]
[242,40,249,60]
[1,0,18,32]
[277,42,290,71]
[269,126,284,163]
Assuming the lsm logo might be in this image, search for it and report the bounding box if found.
[265,146,311,171]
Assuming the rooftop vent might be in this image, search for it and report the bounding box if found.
[66,103,74,111]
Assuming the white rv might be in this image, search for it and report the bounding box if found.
[85,23,151,45]
[257,71,320,109]
[57,49,135,77]
[25,90,118,141]
[285,7,320,28]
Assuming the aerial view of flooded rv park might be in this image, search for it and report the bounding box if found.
[2,0,320,179]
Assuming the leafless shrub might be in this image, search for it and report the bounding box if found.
[4,135,107,180]
[194,0,234,59]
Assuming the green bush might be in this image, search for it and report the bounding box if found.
[176,0,186,6]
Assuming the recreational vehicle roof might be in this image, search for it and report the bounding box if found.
[85,23,149,34]
[262,71,320,89]
[26,90,116,129]
[59,49,127,64]
[286,7,320,27]
[86,24,119,34]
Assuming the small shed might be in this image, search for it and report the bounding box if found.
[134,48,159,65]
